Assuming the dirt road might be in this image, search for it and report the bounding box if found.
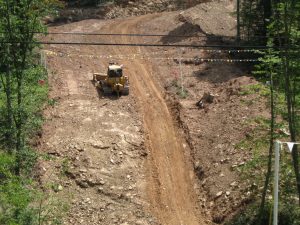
[107,15,204,225]
[42,14,204,225]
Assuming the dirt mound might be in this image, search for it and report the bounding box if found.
[53,0,206,23]
[178,0,236,36]
[105,0,204,19]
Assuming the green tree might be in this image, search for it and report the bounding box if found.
[0,0,61,174]
[248,0,300,208]
[234,0,300,223]
[255,46,280,223]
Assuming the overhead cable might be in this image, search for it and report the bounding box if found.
[0,40,279,49]
[0,31,282,39]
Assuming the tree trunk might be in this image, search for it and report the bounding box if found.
[0,66,13,150]
[15,72,23,176]
[5,65,13,150]
[282,3,300,206]
[237,0,241,42]
[262,0,272,38]
[258,69,275,223]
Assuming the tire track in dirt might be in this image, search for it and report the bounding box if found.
[42,20,155,225]
[65,69,79,95]
[102,15,205,225]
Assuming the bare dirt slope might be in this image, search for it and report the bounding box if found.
[39,19,154,225]
[137,7,269,223]
[106,15,205,225]
[40,14,205,225]
[39,1,269,224]
[178,0,236,36]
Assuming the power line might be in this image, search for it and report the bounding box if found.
[0,31,270,39]
[39,32,229,38]
[45,47,263,58]
[0,40,277,49]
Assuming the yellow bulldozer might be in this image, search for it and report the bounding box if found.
[93,63,129,96]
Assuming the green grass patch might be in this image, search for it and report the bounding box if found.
[239,83,270,97]
[48,98,58,107]
[226,202,300,225]
[229,112,300,225]
[0,152,37,225]
[240,98,255,106]
[0,64,69,224]
[0,151,69,225]
[171,79,189,99]
[60,158,70,177]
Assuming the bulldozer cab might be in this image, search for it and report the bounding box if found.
[108,65,123,78]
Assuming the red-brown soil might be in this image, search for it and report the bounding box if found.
[37,2,269,224]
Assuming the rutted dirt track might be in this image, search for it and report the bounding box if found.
[42,14,204,225]
[109,15,203,225]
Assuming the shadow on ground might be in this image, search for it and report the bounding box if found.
[161,21,256,83]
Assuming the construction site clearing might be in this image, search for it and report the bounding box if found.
[37,1,271,225]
